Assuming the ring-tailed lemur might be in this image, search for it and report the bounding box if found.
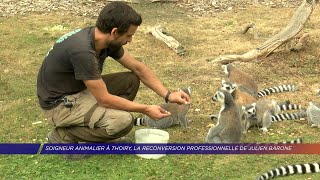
[209,80,253,134]
[256,162,320,180]
[222,64,298,98]
[209,80,255,122]
[221,79,257,106]
[243,99,283,133]
[221,81,300,108]
[222,64,258,97]
[220,80,303,134]
[205,89,241,143]
[243,99,304,132]
[306,102,320,128]
[134,87,192,129]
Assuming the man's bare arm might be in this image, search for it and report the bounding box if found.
[118,50,191,103]
[83,79,171,120]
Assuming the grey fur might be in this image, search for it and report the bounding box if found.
[219,80,255,134]
[222,64,258,97]
[220,80,257,106]
[243,99,280,133]
[205,89,241,143]
[134,87,192,129]
[306,102,320,128]
[220,80,304,134]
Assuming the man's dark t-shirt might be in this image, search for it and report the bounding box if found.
[37,26,124,110]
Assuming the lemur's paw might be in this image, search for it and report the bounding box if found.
[259,128,268,133]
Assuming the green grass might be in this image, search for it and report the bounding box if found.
[0,154,319,179]
[1,2,320,180]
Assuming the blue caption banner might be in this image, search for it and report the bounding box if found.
[40,143,295,155]
[0,143,305,155]
[0,143,41,154]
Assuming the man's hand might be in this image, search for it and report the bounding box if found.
[144,105,171,120]
[168,91,191,105]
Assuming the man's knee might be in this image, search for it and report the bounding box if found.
[112,115,134,138]
[125,72,140,101]
[110,112,133,136]
[128,72,140,86]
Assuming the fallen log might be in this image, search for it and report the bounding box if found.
[148,25,186,56]
[209,0,318,64]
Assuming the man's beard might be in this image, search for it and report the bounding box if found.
[108,40,123,50]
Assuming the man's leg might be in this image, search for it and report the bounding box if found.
[46,97,134,160]
[101,72,140,101]
[59,109,134,142]
[45,71,140,159]
[59,71,139,142]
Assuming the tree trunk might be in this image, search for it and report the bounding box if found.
[209,0,318,64]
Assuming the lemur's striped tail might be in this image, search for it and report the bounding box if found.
[134,117,145,126]
[254,138,303,146]
[271,111,306,122]
[278,103,302,111]
[279,138,303,144]
[257,85,297,98]
[255,162,320,180]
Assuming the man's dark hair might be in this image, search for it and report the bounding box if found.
[96,2,142,34]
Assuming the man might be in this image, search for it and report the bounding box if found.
[37,2,190,152]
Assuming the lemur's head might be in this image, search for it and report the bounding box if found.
[221,79,237,94]
[243,103,257,118]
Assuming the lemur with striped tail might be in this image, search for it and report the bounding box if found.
[208,80,256,133]
[256,162,320,180]
[222,64,258,98]
[220,81,299,108]
[220,79,257,106]
[222,64,298,98]
[134,87,192,129]
[205,89,241,143]
[216,80,303,134]
[242,98,303,133]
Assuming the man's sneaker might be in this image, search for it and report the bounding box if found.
[47,129,90,161]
